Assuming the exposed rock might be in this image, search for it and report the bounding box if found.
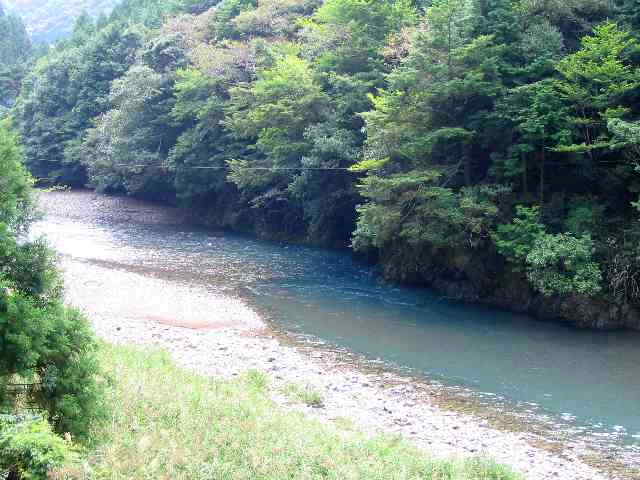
[378,243,640,331]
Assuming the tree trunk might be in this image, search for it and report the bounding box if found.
[8,468,22,480]
[522,153,528,195]
[464,144,472,186]
[539,148,545,205]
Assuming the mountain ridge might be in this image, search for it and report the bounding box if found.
[3,0,121,42]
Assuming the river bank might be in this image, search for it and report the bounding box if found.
[58,258,614,480]
[73,344,521,479]
[36,190,636,480]
[186,187,640,332]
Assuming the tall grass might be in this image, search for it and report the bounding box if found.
[65,345,521,480]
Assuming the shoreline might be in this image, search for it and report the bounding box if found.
[58,256,624,480]
[37,190,637,479]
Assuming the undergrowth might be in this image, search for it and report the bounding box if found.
[59,345,521,480]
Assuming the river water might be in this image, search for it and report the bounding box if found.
[33,192,640,461]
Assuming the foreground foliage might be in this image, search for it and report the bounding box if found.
[0,120,103,479]
[0,415,74,480]
[67,344,520,480]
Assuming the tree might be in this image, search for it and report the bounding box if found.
[554,22,640,159]
[0,8,31,66]
[0,120,104,440]
[16,22,144,185]
[0,119,33,231]
[227,54,329,172]
[353,171,506,252]
[614,0,640,30]
[495,80,571,202]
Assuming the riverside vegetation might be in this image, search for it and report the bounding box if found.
[0,110,521,479]
[0,119,103,478]
[5,0,640,328]
[1,2,639,477]
[62,344,521,479]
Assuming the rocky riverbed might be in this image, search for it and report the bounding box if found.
[38,190,632,480]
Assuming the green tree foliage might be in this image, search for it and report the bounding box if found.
[614,0,640,30]
[16,22,144,185]
[11,0,640,304]
[526,234,602,296]
[0,119,33,231]
[0,7,31,67]
[353,171,507,251]
[0,415,73,480]
[81,31,188,198]
[554,22,640,157]
[0,121,104,440]
[494,80,570,201]
[492,206,546,265]
[494,206,602,296]
[227,54,329,179]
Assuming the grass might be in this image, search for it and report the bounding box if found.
[281,382,325,408]
[60,344,522,480]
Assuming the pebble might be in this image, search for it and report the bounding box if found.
[38,190,617,480]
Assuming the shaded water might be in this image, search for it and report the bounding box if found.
[34,201,640,454]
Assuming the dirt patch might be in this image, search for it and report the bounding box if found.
[143,315,241,330]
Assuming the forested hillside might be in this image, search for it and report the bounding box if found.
[12,0,640,328]
[3,0,121,42]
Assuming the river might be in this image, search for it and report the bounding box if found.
[33,190,640,468]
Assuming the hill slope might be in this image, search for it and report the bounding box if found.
[3,0,121,42]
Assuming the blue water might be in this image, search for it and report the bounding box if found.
[35,204,640,450]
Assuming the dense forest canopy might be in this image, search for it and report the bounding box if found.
[8,0,640,323]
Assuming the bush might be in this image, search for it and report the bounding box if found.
[0,286,104,439]
[526,233,602,296]
[0,414,74,480]
[494,205,603,296]
[493,205,545,266]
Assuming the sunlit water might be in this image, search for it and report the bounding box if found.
[33,209,640,455]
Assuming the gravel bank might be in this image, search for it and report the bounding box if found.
[39,190,618,480]
[57,257,612,480]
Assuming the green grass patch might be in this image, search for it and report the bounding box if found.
[63,344,522,479]
[282,382,325,408]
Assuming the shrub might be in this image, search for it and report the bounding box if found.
[0,286,104,439]
[526,233,602,296]
[494,205,603,296]
[0,414,74,480]
[493,205,545,266]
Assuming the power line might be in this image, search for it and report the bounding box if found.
[114,164,354,171]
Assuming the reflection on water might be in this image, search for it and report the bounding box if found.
[33,215,640,450]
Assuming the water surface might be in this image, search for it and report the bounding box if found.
[34,199,640,454]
